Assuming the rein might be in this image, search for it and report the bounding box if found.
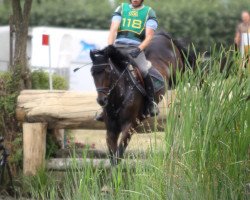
[107,65,127,96]
[92,62,127,100]
[92,63,110,67]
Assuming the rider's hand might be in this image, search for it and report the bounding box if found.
[129,47,142,58]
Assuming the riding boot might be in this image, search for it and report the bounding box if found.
[144,74,159,117]
[95,111,104,122]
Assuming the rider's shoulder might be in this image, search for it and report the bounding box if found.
[113,5,122,16]
[147,7,157,19]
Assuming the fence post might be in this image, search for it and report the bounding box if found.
[23,123,47,176]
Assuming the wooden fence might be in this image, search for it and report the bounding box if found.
[16,90,175,175]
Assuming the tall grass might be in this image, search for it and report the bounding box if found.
[26,50,249,200]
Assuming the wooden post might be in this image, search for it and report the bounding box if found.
[52,129,65,149]
[23,123,47,176]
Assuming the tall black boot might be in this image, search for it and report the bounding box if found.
[144,74,159,117]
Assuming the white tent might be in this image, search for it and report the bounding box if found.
[0,26,10,71]
[31,27,109,91]
[0,26,109,91]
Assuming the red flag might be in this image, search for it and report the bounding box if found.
[42,34,49,46]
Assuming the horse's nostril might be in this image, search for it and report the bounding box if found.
[97,97,107,107]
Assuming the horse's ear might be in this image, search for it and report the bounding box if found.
[90,50,95,61]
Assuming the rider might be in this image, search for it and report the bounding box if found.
[96,0,159,121]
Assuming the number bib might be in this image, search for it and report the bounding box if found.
[117,3,151,42]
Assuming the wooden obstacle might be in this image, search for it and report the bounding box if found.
[46,158,145,170]
[16,90,176,175]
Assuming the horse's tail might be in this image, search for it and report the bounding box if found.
[156,30,196,69]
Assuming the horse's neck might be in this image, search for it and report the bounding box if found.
[107,65,128,106]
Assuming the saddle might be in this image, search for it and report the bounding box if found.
[126,62,165,97]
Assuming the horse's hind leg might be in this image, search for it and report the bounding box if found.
[117,123,133,162]
[106,130,119,166]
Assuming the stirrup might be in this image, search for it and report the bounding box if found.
[95,112,104,122]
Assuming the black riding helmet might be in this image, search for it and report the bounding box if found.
[129,0,144,4]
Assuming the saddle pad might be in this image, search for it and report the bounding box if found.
[148,67,165,93]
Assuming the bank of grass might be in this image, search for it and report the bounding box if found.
[26,52,249,199]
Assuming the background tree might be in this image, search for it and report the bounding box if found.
[0,0,33,175]
[11,0,33,90]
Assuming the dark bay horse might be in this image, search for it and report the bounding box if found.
[90,31,195,165]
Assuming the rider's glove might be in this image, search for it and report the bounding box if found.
[129,47,142,58]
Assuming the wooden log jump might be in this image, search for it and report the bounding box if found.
[16,90,104,129]
[47,158,145,171]
[16,90,175,130]
[16,90,176,175]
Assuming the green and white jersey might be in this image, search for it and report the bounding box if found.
[113,3,157,43]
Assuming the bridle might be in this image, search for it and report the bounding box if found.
[91,63,110,95]
[91,62,127,103]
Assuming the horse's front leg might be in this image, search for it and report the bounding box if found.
[106,130,120,166]
[117,123,133,162]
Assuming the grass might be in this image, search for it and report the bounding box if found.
[22,49,250,200]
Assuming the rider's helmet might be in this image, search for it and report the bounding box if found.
[129,0,144,3]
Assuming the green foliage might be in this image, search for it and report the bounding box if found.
[0,73,16,115]
[46,133,60,159]
[0,2,10,25]
[30,0,113,29]
[9,136,23,167]
[0,71,18,131]
[147,0,250,51]
[31,70,68,90]
[0,71,23,179]
[24,169,58,199]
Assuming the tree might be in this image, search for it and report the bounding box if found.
[11,0,33,89]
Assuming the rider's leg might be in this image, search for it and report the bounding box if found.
[143,73,159,116]
[117,45,159,116]
[132,50,159,116]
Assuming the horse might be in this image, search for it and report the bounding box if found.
[90,31,196,165]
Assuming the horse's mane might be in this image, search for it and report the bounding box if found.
[156,30,196,68]
[104,45,130,70]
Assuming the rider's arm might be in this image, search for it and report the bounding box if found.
[138,9,158,51]
[138,28,155,51]
[108,20,121,45]
[108,6,122,45]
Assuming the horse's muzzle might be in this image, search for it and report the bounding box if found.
[97,96,108,107]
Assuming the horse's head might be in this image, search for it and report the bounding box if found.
[90,48,112,107]
[90,45,129,107]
